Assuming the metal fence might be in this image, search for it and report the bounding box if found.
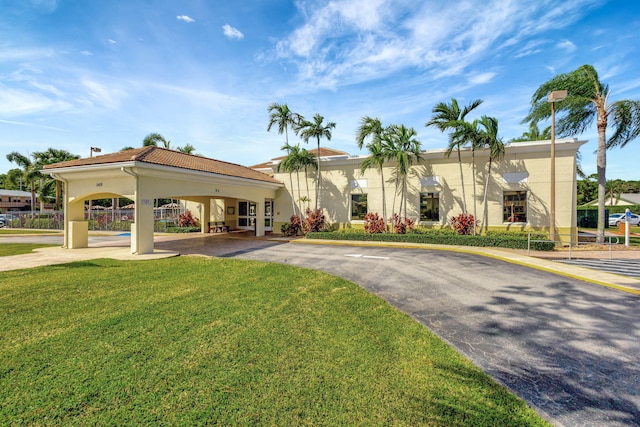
[528,232,621,259]
[1,207,186,232]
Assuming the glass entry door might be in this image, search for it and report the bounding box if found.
[265,199,273,231]
[238,201,256,230]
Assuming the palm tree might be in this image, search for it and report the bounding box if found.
[31,148,80,210]
[177,144,196,154]
[143,132,170,148]
[360,140,391,229]
[383,124,422,219]
[510,122,551,142]
[475,116,505,233]
[277,143,303,215]
[6,152,38,211]
[426,98,483,213]
[523,64,640,243]
[298,147,317,210]
[356,116,390,226]
[296,113,336,209]
[267,103,302,214]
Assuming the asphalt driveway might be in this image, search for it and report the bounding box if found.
[230,242,640,427]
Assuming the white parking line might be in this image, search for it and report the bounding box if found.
[344,253,389,260]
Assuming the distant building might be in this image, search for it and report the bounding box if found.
[584,193,640,207]
[0,189,34,212]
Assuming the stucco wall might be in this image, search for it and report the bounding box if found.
[268,140,582,238]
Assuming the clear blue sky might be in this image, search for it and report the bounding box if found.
[1,0,639,180]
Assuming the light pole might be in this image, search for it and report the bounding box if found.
[548,90,567,242]
[88,147,102,218]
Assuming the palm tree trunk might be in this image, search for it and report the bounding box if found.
[402,177,407,219]
[457,147,467,213]
[596,116,607,244]
[380,167,387,232]
[304,167,310,210]
[481,159,493,235]
[315,139,321,210]
[472,149,477,235]
[296,170,302,214]
[289,172,296,215]
[55,180,61,211]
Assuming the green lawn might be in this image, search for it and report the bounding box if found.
[0,257,549,426]
[0,229,61,235]
[0,243,58,256]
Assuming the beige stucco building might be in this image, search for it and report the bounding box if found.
[254,138,585,240]
[42,138,584,256]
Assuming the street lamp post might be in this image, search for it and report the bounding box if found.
[548,90,568,242]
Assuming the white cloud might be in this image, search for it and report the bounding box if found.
[557,40,577,51]
[271,0,603,91]
[467,72,496,85]
[80,50,93,56]
[222,24,244,40]
[0,86,70,116]
[177,15,195,23]
[81,79,126,109]
[108,39,117,44]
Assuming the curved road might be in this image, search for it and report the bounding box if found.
[228,241,640,427]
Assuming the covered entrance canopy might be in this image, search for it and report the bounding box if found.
[42,146,283,255]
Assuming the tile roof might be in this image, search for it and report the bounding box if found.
[249,147,350,169]
[43,146,282,185]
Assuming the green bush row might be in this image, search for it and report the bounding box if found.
[165,226,201,233]
[306,231,555,251]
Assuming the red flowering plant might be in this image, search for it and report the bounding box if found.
[363,212,386,233]
[304,208,326,233]
[450,213,475,235]
[390,213,415,234]
[179,210,200,227]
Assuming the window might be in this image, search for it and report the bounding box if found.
[351,194,367,220]
[420,192,439,221]
[503,191,527,223]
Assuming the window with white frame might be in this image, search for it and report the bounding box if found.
[503,191,527,223]
[351,194,367,220]
[420,192,439,221]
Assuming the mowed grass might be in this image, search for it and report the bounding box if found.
[0,257,549,426]
[0,229,61,235]
[0,243,58,256]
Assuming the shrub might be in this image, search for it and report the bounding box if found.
[451,213,475,235]
[411,227,457,236]
[179,210,199,227]
[390,214,414,234]
[363,213,386,234]
[305,230,554,251]
[485,230,548,239]
[166,226,201,233]
[282,214,303,237]
[304,208,326,233]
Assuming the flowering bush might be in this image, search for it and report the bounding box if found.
[450,213,475,235]
[363,212,386,233]
[390,214,414,234]
[179,210,200,227]
[282,214,303,236]
[304,208,326,233]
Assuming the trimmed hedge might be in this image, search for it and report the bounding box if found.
[305,231,555,251]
